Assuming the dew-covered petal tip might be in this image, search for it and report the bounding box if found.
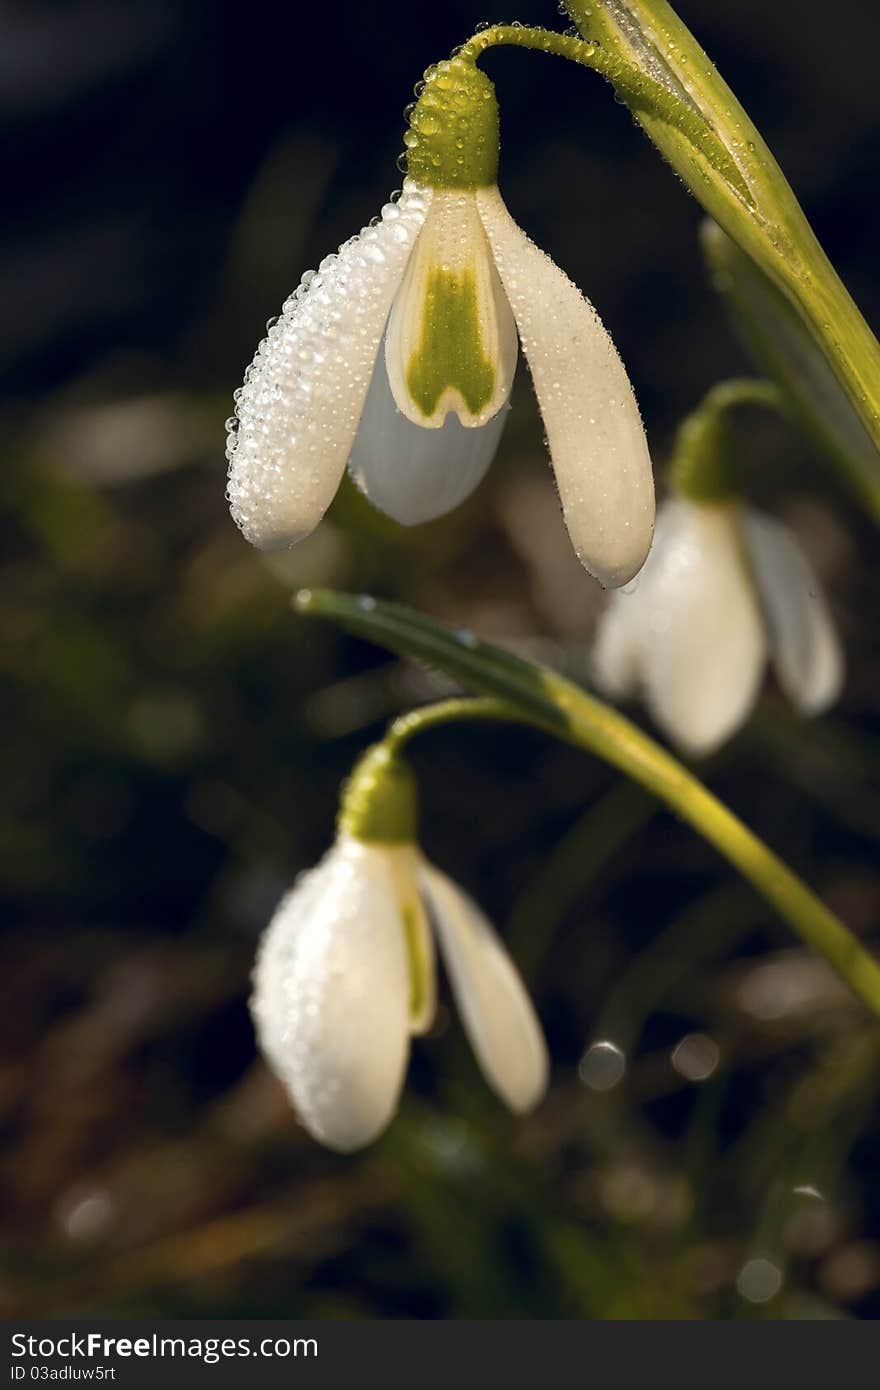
[251,838,411,1152]
[226,183,431,549]
[475,186,654,588]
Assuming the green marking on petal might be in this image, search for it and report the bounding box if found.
[405,267,495,420]
[402,902,429,1023]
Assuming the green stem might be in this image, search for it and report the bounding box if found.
[701,223,880,519]
[451,12,880,502]
[695,379,785,416]
[670,377,785,501]
[296,588,880,1019]
[460,24,750,200]
[384,696,522,754]
[561,0,880,463]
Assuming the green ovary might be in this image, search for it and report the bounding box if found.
[405,57,499,191]
[405,268,495,421]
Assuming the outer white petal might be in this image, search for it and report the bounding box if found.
[385,189,518,428]
[251,837,411,1152]
[419,860,548,1114]
[475,186,654,588]
[348,344,508,524]
[227,182,431,549]
[593,500,680,697]
[636,499,767,755]
[592,591,643,698]
[740,509,844,715]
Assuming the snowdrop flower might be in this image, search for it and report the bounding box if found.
[593,494,844,755]
[250,746,548,1151]
[227,54,654,587]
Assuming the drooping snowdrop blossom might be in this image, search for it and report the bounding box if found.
[593,494,844,756]
[227,55,654,587]
[250,745,548,1151]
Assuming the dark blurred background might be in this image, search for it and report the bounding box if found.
[3,0,880,1319]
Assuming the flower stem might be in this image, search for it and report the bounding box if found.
[695,379,786,416]
[460,24,750,201]
[296,588,880,1019]
[560,0,880,469]
[670,377,786,501]
[383,696,524,755]
[453,13,880,506]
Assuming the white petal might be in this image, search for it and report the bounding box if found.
[348,344,508,524]
[385,189,518,428]
[741,509,844,715]
[476,186,654,588]
[592,501,678,697]
[419,861,548,1114]
[250,837,411,1151]
[227,182,431,549]
[636,499,767,755]
[592,590,643,698]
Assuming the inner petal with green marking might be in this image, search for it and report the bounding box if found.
[402,898,435,1034]
[381,844,436,1035]
[406,267,496,419]
[385,190,518,429]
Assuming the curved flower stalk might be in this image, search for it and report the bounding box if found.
[593,495,843,756]
[560,2,880,472]
[227,53,654,588]
[251,746,547,1151]
[594,381,843,754]
[295,589,880,1020]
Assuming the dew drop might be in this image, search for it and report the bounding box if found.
[671,1032,720,1083]
[579,1040,626,1091]
[736,1257,782,1304]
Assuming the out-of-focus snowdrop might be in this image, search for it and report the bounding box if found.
[593,389,844,755]
[226,54,654,587]
[250,745,547,1151]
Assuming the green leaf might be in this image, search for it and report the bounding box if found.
[701,221,880,520]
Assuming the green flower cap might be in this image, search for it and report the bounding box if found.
[337,743,418,844]
[405,57,499,191]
